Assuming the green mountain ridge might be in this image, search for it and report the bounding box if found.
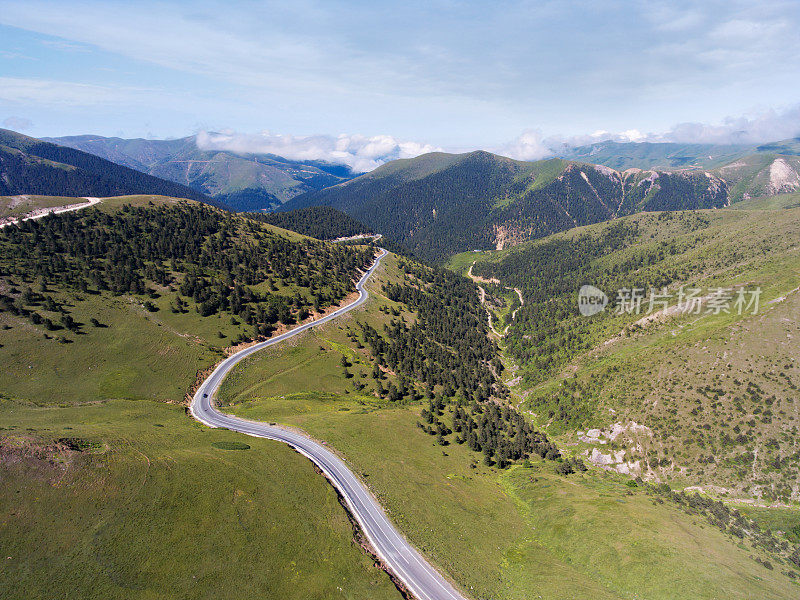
[41,132,800,228]
[463,201,800,504]
[285,150,734,262]
[45,133,353,211]
[562,137,800,169]
[0,129,216,205]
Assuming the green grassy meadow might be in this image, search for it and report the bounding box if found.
[0,399,402,600]
[2,195,799,599]
[0,198,402,598]
[733,191,800,210]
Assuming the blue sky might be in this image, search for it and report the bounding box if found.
[1,0,800,164]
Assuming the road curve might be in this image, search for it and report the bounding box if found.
[0,197,102,229]
[190,247,468,600]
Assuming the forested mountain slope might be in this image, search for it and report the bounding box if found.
[286,150,729,261]
[0,195,400,598]
[216,245,800,599]
[0,129,216,204]
[465,204,800,506]
[46,133,352,211]
[247,206,371,239]
[0,195,375,403]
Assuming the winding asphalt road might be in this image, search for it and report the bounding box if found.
[190,247,468,600]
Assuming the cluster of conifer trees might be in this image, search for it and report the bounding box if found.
[354,258,565,469]
[416,395,565,469]
[359,259,502,402]
[0,202,374,339]
[645,481,800,571]
[248,206,370,240]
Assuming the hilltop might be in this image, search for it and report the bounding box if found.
[248,205,372,239]
[0,196,401,599]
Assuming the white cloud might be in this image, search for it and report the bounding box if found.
[657,106,800,145]
[619,129,646,142]
[2,116,33,131]
[203,103,800,174]
[494,129,552,161]
[196,130,440,173]
[495,128,649,161]
[492,105,800,163]
[0,76,157,106]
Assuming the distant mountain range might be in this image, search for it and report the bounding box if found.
[5,128,800,261]
[280,140,800,261]
[43,131,800,215]
[0,128,216,204]
[281,151,725,261]
[561,137,800,169]
[45,134,353,211]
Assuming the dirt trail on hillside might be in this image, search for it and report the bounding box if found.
[468,261,524,337]
[0,197,102,229]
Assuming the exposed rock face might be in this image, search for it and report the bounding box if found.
[768,158,800,195]
[581,421,653,477]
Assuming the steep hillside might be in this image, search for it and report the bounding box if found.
[465,206,800,505]
[248,206,371,239]
[46,134,352,210]
[286,151,729,261]
[214,250,800,599]
[714,154,800,202]
[563,140,800,205]
[0,196,402,599]
[0,129,216,204]
[0,196,375,403]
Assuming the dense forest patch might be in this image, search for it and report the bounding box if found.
[248,206,371,239]
[0,202,374,343]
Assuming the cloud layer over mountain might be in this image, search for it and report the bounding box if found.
[196,130,440,173]
[495,105,800,162]
[212,104,800,172]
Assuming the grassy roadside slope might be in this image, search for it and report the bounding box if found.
[0,198,402,598]
[218,252,799,599]
[0,195,91,219]
[0,400,401,600]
